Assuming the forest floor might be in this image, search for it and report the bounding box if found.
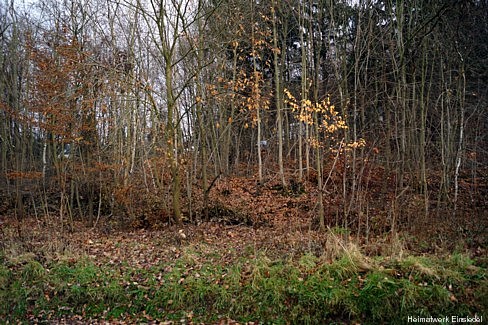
[1,174,487,323]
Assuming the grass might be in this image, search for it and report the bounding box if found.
[0,246,486,324]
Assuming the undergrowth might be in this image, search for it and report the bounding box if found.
[0,247,486,324]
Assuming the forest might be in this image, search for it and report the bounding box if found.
[0,0,487,323]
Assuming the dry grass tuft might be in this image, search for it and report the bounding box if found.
[323,228,373,272]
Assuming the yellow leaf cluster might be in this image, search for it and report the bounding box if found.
[347,138,366,149]
[284,88,366,150]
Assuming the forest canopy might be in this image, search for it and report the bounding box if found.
[0,0,487,231]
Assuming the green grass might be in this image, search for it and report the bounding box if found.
[0,251,486,323]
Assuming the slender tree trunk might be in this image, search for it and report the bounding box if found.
[271,0,285,187]
[165,59,182,226]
